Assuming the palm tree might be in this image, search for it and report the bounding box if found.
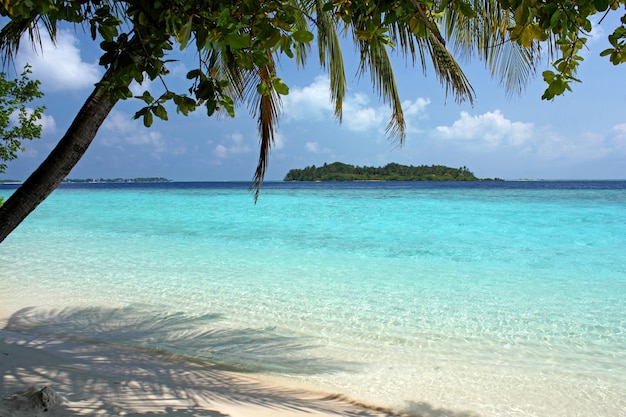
[0,0,537,243]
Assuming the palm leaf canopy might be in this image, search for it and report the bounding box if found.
[1,0,538,197]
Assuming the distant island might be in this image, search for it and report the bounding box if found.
[284,162,502,181]
[1,177,172,184]
[62,177,172,183]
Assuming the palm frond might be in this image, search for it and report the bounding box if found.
[388,20,425,71]
[354,34,406,143]
[314,0,347,121]
[0,14,55,66]
[246,57,282,200]
[443,0,540,97]
[425,31,475,104]
[291,0,313,67]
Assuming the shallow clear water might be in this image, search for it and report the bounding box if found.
[1,181,625,416]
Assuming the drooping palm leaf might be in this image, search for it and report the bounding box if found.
[443,0,540,97]
[245,58,282,200]
[354,34,407,142]
[314,0,347,121]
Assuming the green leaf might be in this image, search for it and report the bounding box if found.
[98,24,118,42]
[186,69,202,80]
[273,79,289,95]
[292,30,314,43]
[196,80,214,100]
[133,107,148,120]
[135,91,154,104]
[593,0,609,11]
[221,96,235,118]
[264,30,282,49]
[226,33,251,49]
[138,11,148,26]
[514,5,530,25]
[256,81,270,95]
[143,110,153,127]
[153,105,168,121]
[206,99,217,116]
[355,30,371,40]
[178,17,193,50]
[542,70,555,82]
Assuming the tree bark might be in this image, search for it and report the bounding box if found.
[0,75,121,243]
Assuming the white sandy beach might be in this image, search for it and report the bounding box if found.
[0,326,397,417]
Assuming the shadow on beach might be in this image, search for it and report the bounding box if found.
[3,305,347,375]
[1,306,482,417]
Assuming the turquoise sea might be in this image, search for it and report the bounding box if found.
[1,181,625,417]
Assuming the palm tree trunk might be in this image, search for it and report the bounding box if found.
[0,75,121,243]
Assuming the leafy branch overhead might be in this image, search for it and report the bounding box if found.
[2,1,623,168]
[0,65,45,174]
[502,0,626,99]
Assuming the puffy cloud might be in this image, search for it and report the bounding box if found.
[213,144,228,159]
[17,30,101,92]
[611,123,626,138]
[433,110,626,162]
[304,141,333,155]
[434,110,534,147]
[342,93,386,132]
[282,76,430,135]
[281,75,334,121]
[403,97,430,117]
[305,141,321,153]
[230,133,243,144]
[532,130,611,160]
[608,123,626,151]
[212,132,253,159]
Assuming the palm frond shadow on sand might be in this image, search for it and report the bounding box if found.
[1,306,482,417]
[3,305,345,375]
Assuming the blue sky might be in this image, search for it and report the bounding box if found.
[2,17,625,182]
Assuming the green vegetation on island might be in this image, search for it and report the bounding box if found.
[284,162,501,182]
[62,177,171,183]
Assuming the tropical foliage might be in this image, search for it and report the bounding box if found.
[0,65,44,174]
[284,162,485,181]
[502,0,626,99]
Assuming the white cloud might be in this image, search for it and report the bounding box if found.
[611,123,626,137]
[282,75,334,121]
[305,141,320,153]
[433,110,626,162]
[213,144,228,159]
[342,93,386,132]
[403,97,431,117]
[101,111,185,159]
[38,114,56,134]
[230,133,243,144]
[17,29,100,92]
[532,130,611,160]
[304,141,333,155]
[283,76,430,136]
[211,132,253,159]
[608,123,626,151]
[434,110,534,147]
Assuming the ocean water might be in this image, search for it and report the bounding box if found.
[1,181,625,417]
